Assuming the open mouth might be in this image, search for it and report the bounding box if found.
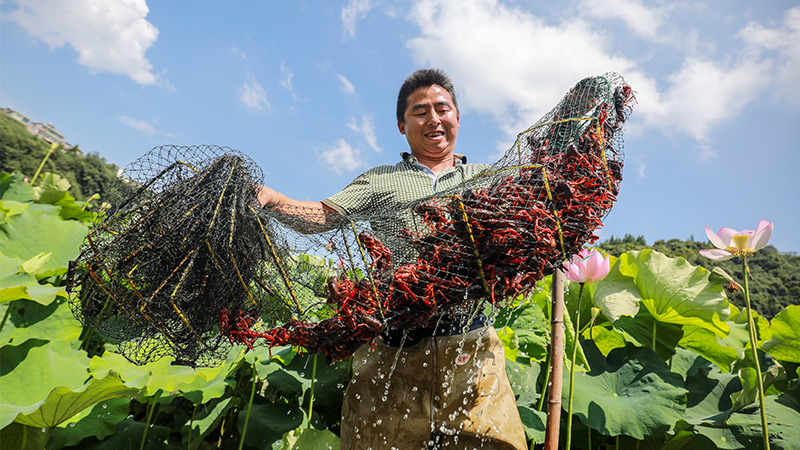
[425,131,445,138]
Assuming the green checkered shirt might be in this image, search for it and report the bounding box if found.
[322,152,489,216]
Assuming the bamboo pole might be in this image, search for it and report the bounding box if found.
[544,269,565,449]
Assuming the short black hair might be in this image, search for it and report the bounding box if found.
[396,68,459,123]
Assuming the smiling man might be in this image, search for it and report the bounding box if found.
[258,69,527,450]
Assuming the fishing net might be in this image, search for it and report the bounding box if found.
[68,72,634,367]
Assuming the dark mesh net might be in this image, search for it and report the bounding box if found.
[68,73,635,366]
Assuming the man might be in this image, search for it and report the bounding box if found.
[258,69,527,450]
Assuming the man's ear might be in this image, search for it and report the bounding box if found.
[397,120,406,135]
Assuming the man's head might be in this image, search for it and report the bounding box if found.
[396,68,459,123]
[397,69,461,165]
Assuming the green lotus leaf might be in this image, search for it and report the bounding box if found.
[0,340,90,429]
[505,359,541,408]
[683,363,741,425]
[613,308,683,360]
[237,402,308,448]
[13,372,139,429]
[0,203,88,277]
[582,325,627,357]
[621,250,729,338]
[257,353,347,409]
[88,350,228,400]
[0,172,35,202]
[0,299,83,347]
[679,325,739,373]
[727,382,800,449]
[275,428,340,450]
[182,397,232,450]
[517,404,546,444]
[495,297,549,363]
[47,397,132,449]
[762,305,800,363]
[0,423,48,450]
[76,417,172,450]
[564,341,686,439]
[592,257,641,323]
[0,255,66,305]
[692,425,743,449]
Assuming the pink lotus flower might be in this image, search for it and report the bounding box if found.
[700,220,773,261]
[562,248,611,283]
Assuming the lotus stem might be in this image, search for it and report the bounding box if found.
[0,303,13,335]
[566,282,585,449]
[31,143,57,185]
[741,255,770,450]
[238,364,257,450]
[140,390,161,450]
[308,354,318,428]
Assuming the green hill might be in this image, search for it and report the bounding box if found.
[0,114,119,200]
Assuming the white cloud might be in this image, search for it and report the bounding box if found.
[337,74,356,95]
[403,0,783,147]
[405,0,640,141]
[317,139,365,174]
[280,62,298,100]
[240,74,270,112]
[578,0,669,41]
[341,0,373,38]
[347,115,381,152]
[6,0,159,85]
[739,6,800,107]
[637,162,646,178]
[639,56,769,141]
[119,115,176,138]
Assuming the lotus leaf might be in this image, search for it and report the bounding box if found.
[621,250,729,338]
[728,382,800,449]
[39,397,132,449]
[564,341,686,439]
[0,339,90,428]
[0,255,66,305]
[0,203,88,277]
[275,428,340,450]
[762,305,800,363]
[89,350,229,400]
[0,299,82,347]
[592,256,641,322]
[237,402,308,448]
[680,324,739,373]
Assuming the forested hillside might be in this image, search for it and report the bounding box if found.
[0,114,118,200]
[600,234,799,318]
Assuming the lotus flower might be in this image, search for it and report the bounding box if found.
[700,220,773,261]
[562,248,610,283]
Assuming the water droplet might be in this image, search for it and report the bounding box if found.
[102,403,107,409]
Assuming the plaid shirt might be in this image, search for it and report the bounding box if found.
[322,152,489,216]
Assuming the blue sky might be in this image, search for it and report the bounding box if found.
[2,0,799,252]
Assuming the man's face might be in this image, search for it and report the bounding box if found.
[398,84,460,161]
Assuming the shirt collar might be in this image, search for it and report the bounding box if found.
[401,152,467,166]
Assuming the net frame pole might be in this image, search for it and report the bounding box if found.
[544,268,565,450]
